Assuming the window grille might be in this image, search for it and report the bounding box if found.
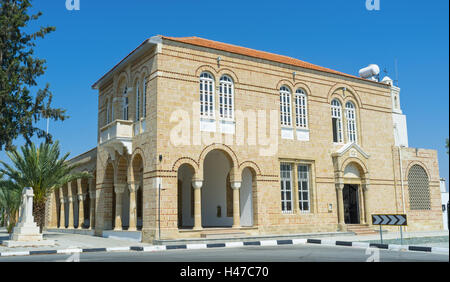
[408,165,431,210]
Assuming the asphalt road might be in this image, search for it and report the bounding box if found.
[0,244,447,262]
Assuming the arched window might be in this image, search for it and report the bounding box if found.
[143,78,147,117]
[408,165,431,210]
[295,88,308,129]
[331,99,343,143]
[106,98,111,124]
[110,98,114,122]
[219,75,234,120]
[122,86,129,120]
[345,101,357,143]
[135,80,140,121]
[280,86,292,127]
[200,72,215,118]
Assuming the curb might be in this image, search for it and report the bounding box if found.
[0,238,448,258]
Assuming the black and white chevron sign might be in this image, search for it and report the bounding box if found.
[372,214,407,226]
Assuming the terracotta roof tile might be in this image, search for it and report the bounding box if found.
[161,36,373,83]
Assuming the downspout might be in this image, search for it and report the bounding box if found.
[398,145,407,231]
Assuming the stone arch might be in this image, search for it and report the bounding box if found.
[172,157,199,176]
[177,163,196,228]
[130,152,144,184]
[293,81,312,96]
[139,65,149,79]
[132,70,141,86]
[217,68,239,84]
[406,163,431,210]
[129,147,146,179]
[340,157,369,179]
[116,72,129,98]
[327,83,362,109]
[240,166,257,227]
[115,155,129,184]
[198,144,239,180]
[405,161,431,181]
[195,65,218,78]
[238,161,261,176]
[276,79,294,91]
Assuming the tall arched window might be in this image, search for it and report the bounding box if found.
[408,165,431,210]
[122,86,129,120]
[110,98,114,122]
[143,78,147,117]
[331,99,343,143]
[345,101,357,143]
[106,98,111,124]
[219,75,234,120]
[135,80,140,121]
[280,86,292,127]
[295,88,308,129]
[200,72,215,118]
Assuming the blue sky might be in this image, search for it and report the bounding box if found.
[1,0,448,188]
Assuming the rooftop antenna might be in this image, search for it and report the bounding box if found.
[394,58,399,87]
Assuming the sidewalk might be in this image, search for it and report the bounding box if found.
[307,230,449,248]
[0,228,151,254]
[0,227,448,257]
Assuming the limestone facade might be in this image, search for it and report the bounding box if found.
[46,36,443,242]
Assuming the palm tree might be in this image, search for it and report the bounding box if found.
[0,174,22,233]
[0,141,91,232]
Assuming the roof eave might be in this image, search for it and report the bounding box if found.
[91,36,162,91]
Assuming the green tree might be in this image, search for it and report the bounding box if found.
[0,141,91,232]
[0,174,22,233]
[0,0,67,151]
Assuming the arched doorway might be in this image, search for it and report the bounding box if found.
[343,184,359,224]
[341,162,367,225]
[202,149,234,228]
[114,156,128,230]
[240,167,255,227]
[177,163,195,229]
[131,154,144,231]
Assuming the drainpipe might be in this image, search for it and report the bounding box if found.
[398,145,407,231]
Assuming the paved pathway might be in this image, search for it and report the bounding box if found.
[0,228,151,253]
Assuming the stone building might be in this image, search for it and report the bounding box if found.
[45,36,444,242]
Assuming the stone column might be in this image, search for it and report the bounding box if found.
[67,196,74,229]
[114,184,126,231]
[359,186,366,224]
[335,183,345,231]
[59,198,65,228]
[362,182,370,225]
[77,194,85,229]
[88,178,96,230]
[231,181,241,228]
[58,188,64,228]
[192,180,203,230]
[89,190,96,229]
[128,182,137,231]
